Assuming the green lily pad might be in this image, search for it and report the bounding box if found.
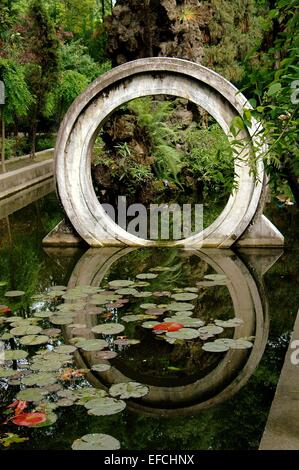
[122,314,155,322]
[215,318,244,328]
[72,433,120,451]
[142,320,160,329]
[108,280,135,288]
[85,397,126,416]
[10,325,42,337]
[171,293,198,301]
[214,338,237,347]
[4,349,28,361]
[16,388,43,402]
[21,372,57,387]
[56,398,74,407]
[30,360,62,372]
[115,288,138,296]
[0,281,8,287]
[77,339,108,351]
[166,328,200,340]
[184,287,198,293]
[91,323,125,335]
[149,266,172,272]
[168,311,194,318]
[202,341,229,352]
[133,291,152,298]
[0,368,18,378]
[198,325,224,335]
[4,290,25,298]
[91,363,111,372]
[230,339,253,349]
[168,302,195,311]
[1,333,13,340]
[19,335,49,346]
[54,345,77,354]
[204,274,227,282]
[136,273,158,280]
[140,303,157,310]
[50,316,74,325]
[109,382,149,399]
[164,317,204,328]
[34,311,54,319]
[49,285,67,291]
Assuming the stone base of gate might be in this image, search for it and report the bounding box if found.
[43,213,284,248]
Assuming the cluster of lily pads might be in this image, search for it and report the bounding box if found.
[0,267,254,450]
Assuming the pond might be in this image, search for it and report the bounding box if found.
[0,189,299,450]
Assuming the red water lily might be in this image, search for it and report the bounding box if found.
[12,412,46,427]
[6,400,28,415]
[0,305,12,315]
[153,322,184,332]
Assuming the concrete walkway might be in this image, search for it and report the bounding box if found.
[0,148,54,174]
[259,309,299,449]
[0,149,54,200]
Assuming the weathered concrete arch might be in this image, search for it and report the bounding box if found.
[52,58,283,248]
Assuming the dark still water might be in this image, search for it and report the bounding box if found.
[0,191,298,450]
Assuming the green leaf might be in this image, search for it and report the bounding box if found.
[268,82,282,96]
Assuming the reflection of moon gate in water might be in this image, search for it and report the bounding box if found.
[45,57,284,248]
[63,248,280,417]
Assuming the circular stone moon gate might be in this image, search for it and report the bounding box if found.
[48,58,283,248]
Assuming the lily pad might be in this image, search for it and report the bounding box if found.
[10,326,42,337]
[95,350,118,360]
[166,328,200,340]
[85,397,126,416]
[122,314,154,322]
[204,274,227,282]
[133,291,152,298]
[168,302,195,311]
[136,273,158,280]
[77,339,108,351]
[165,317,204,328]
[21,372,57,387]
[4,349,28,361]
[171,293,198,301]
[202,341,230,352]
[140,303,157,310]
[109,382,149,399]
[19,335,49,346]
[91,363,111,372]
[168,310,194,318]
[16,388,44,402]
[34,311,54,319]
[4,290,25,298]
[72,433,120,451]
[198,325,224,336]
[50,316,74,325]
[115,288,138,296]
[0,367,18,378]
[54,345,77,354]
[108,280,135,288]
[142,321,160,329]
[91,323,125,335]
[215,318,244,328]
[30,360,62,372]
[230,339,253,349]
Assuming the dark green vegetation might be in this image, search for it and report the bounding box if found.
[0,0,298,205]
[0,194,299,450]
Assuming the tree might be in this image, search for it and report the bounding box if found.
[23,0,59,158]
[244,0,299,204]
[106,0,263,83]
